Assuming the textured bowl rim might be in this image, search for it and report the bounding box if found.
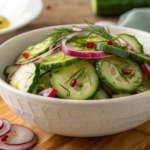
[0,24,150,104]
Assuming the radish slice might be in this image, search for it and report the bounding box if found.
[6,66,20,83]
[0,134,37,150]
[38,88,58,97]
[4,124,35,145]
[0,119,11,138]
[0,119,4,130]
[140,63,150,83]
[61,32,113,58]
[119,36,137,53]
[72,27,83,31]
[15,44,61,66]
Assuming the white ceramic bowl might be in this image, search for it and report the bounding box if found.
[0,0,43,43]
[0,25,150,137]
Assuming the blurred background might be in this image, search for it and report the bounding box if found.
[1,0,150,44]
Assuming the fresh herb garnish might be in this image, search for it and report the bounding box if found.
[84,20,127,50]
[43,27,74,42]
[65,61,91,84]
[59,84,70,96]
[0,21,2,24]
[104,60,133,83]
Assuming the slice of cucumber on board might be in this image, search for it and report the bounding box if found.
[33,71,51,94]
[15,38,52,64]
[96,57,143,93]
[112,93,131,98]
[50,61,99,100]
[118,34,144,53]
[4,65,17,77]
[37,49,84,70]
[9,63,39,93]
[95,42,130,58]
[93,87,110,99]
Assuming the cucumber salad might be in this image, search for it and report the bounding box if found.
[4,21,150,100]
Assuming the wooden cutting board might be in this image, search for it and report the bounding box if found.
[1,0,150,149]
[1,96,150,150]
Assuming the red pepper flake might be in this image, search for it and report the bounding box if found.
[46,4,51,10]
[130,91,137,95]
[22,52,29,59]
[123,69,132,75]
[86,42,94,48]
[107,40,114,45]
[71,78,77,87]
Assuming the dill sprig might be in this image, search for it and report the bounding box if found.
[65,61,92,86]
[104,60,133,83]
[84,20,127,50]
[59,84,70,96]
[43,27,74,40]
[67,35,89,49]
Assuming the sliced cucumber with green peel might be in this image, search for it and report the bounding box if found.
[50,61,99,100]
[15,38,52,64]
[129,52,150,65]
[96,57,143,93]
[9,63,39,93]
[112,93,131,98]
[93,87,110,99]
[37,49,84,70]
[118,34,143,53]
[95,42,130,58]
[136,74,150,93]
[4,65,17,77]
[33,71,51,94]
[40,70,50,77]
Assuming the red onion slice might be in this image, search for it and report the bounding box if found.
[0,134,37,150]
[140,63,150,83]
[72,27,83,31]
[61,32,113,58]
[4,124,35,145]
[6,66,20,84]
[0,119,11,138]
[0,119,4,130]
[38,88,58,97]
[15,44,61,66]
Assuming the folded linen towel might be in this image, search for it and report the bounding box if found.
[96,8,150,32]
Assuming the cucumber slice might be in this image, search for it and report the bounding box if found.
[118,34,143,53]
[4,65,17,77]
[40,70,50,77]
[93,87,110,99]
[136,74,150,93]
[95,42,130,58]
[9,63,39,93]
[112,93,131,98]
[129,52,150,65]
[96,57,143,93]
[37,49,84,70]
[50,61,99,100]
[15,38,52,64]
[33,71,51,94]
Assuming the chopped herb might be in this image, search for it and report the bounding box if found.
[84,20,127,50]
[86,71,92,86]
[0,21,2,24]
[65,61,92,84]
[59,84,70,96]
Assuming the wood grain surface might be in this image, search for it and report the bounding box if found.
[1,0,150,150]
